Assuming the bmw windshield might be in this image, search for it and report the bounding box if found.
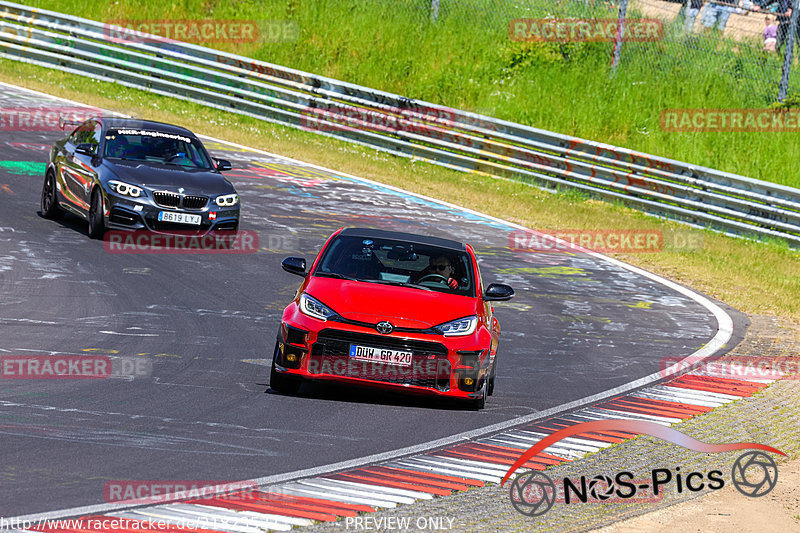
[314,235,476,296]
[103,128,213,169]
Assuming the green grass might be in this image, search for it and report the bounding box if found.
[14,0,800,188]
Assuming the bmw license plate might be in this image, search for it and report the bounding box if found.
[158,211,201,225]
[349,344,412,366]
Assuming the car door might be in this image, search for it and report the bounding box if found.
[60,120,101,214]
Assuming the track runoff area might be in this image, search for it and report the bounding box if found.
[0,83,748,530]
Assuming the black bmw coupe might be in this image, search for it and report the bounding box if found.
[41,117,239,237]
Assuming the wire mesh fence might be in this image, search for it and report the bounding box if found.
[380,0,800,101]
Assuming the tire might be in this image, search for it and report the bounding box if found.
[487,359,497,397]
[41,172,64,220]
[269,343,301,395]
[88,188,106,239]
[470,384,487,410]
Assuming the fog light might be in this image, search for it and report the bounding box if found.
[464,377,474,386]
[286,353,298,363]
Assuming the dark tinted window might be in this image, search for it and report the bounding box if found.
[68,120,100,148]
[103,128,212,168]
[315,235,475,296]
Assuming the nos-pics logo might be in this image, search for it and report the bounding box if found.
[503,420,783,517]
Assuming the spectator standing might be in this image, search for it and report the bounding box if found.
[764,15,779,51]
[702,0,740,32]
[685,0,706,32]
[775,0,798,54]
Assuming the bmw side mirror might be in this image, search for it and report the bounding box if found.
[484,283,514,301]
[282,257,307,277]
[75,143,97,156]
[215,158,232,171]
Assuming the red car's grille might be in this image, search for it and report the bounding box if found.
[309,330,450,391]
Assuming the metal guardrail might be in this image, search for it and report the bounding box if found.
[1,1,799,246]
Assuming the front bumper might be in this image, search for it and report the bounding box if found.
[273,310,493,400]
[105,192,240,234]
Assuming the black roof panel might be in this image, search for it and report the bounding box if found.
[338,228,466,252]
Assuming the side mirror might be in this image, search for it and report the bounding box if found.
[215,158,232,172]
[484,283,514,302]
[282,257,307,277]
[75,143,97,156]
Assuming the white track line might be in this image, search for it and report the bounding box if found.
[319,478,433,500]
[271,485,395,508]
[576,408,679,425]
[656,384,742,401]
[632,389,725,407]
[512,430,610,451]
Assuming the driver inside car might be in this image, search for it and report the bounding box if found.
[418,255,459,289]
[105,135,129,159]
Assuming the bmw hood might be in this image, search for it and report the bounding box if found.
[106,161,235,195]
[305,278,478,329]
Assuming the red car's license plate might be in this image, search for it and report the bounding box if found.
[348,344,412,366]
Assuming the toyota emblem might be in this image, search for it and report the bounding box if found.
[376,321,394,335]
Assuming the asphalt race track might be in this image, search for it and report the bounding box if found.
[0,85,745,516]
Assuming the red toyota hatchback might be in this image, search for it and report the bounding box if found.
[270,228,514,409]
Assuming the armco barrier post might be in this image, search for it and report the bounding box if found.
[611,0,630,72]
[431,0,440,22]
[778,0,800,102]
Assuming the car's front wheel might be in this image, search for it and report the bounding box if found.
[470,384,487,410]
[487,358,497,397]
[41,172,64,220]
[88,188,106,239]
[269,343,302,394]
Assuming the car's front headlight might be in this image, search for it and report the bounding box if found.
[215,193,239,207]
[436,316,478,337]
[108,180,143,198]
[299,293,337,321]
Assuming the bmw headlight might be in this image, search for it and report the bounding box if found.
[436,316,478,337]
[108,180,143,198]
[215,193,239,207]
[299,293,337,321]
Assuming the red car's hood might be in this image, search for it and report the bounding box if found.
[305,277,477,329]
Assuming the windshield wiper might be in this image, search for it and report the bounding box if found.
[314,272,357,281]
[360,279,433,291]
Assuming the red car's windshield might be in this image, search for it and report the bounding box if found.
[314,235,476,296]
